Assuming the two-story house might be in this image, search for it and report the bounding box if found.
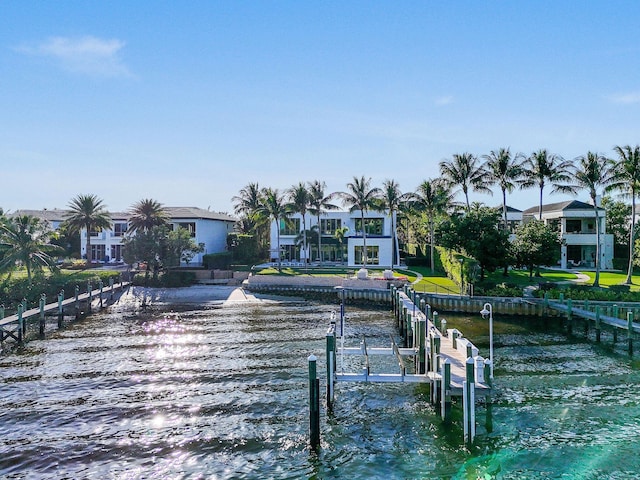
[521,200,614,269]
[269,210,396,267]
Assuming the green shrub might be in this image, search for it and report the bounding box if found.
[202,252,233,269]
[405,256,430,267]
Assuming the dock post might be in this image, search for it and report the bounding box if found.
[39,294,46,336]
[628,312,634,355]
[74,285,80,319]
[326,325,336,410]
[559,293,564,304]
[441,359,451,424]
[57,290,64,328]
[566,299,573,335]
[484,358,493,432]
[463,357,476,445]
[21,299,27,335]
[99,280,104,308]
[431,335,441,405]
[440,317,446,336]
[308,354,320,450]
[87,282,92,314]
[109,277,115,301]
[404,311,412,348]
[17,304,24,343]
[595,306,601,342]
[613,304,619,320]
[417,316,426,374]
[432,311,439,329]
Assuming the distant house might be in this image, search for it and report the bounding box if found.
[270,210,395,268]
[10,208,67,231]
[12,207,236,266]
[522,200,614,269]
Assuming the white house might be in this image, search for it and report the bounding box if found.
[521,200,614,269]
[18,206,236,266]
[269,210,396,268]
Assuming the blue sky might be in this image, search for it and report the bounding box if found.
[2,1,639,215]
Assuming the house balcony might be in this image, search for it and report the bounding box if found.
[562,233,611,246]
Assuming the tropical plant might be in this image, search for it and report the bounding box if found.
[439,153,491,211]
[379,179,410,267]
[511,220,561,278]
[256,188,290,271]
[232,182,269,251]
[570,152,616,286]
[128,198,168,233]
[308,180,338,264]
[337,176,381,268]
[287,182,311,266]
[333,226,349,263]
[482,148,524,229]
[64,194,112,267]
[411,178,456,273]
[520,149,574,220]
[0,215,62,283]
[610,145,640,284]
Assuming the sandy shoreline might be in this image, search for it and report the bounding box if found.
[121,284,303,305]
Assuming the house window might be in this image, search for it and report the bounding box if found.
[566,220,582,234]
[90,245,106,262]
[320,218,342,235]
[111,245,122,261]
[354,218,384,236]
[178,222,196,237]
[113,223,127,237]
[279,218,300,236]
[354,245,379,265]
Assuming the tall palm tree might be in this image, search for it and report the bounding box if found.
[232,182,269,251]
[256,188,290,271]
[520,149,574,220]
[482,148,524,229]
[412,178,456,273]
[64,194,112,266]
[287,182,310,266]
[337,176,381,268]
[128,198,168,233]
[379,179,410,267]
[0,215,62,283]
[439,153,492,211]
[610,145,640,285]
[570,152,616,287]
[333,226,349,263]
[308,180,338,264]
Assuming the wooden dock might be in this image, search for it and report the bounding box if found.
[324,285,493,444]
[0,278,129,344]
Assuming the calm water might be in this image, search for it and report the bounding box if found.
[1,291,640,479]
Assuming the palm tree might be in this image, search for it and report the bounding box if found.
[439,153,492,211]
[287,182,310,266]
[333,226,349,263]
[379,179,410,267]
[610,145,640,284]
[570,152,616,287]
[482,148,524,229]
[0,215,62,283]
[308,180,338,264]
[337,176,381,268]
[411,178,456,273]
[256,188,290,271]
[64,194,112,266]
[520,149,574,220]
[128,198,168,233]
[232,182,269,251]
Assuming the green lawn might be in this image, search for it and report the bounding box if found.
[580,271,640,291]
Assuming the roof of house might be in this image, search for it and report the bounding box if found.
[10,209,68,222]
[505,206,522,213]
[8,207,236,224]
[522,200,603,215]
[165,207,236,222]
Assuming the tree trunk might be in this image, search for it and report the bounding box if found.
[302,214,307,268]
[276,219,282,272]
[362,212,368,268]
[593,204,601,287]
[85,222,92,267]
[538,187,543,221]
[502,188,509,276]
[317,214,322,265]
[626,194,636,285]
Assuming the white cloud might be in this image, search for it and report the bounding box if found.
[434,95,454,106]
[607,91,640,104]
[16,36,133,78]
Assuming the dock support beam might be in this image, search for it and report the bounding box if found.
[39,294,46,336]
[628,312,634,355]
[441,359,451,424]
[308,354,320,451]
[463,357,476,445]
[595,306,601,343]
[17,304,24,344]
[57,290,64,328]
[326,324,336,410]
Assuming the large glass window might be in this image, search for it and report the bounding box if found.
[354,245,379,265]
[565,219,582,234]
[177,222,196,237]
[320,218,342,235]
[354,218,384,236]
[279,218,300,236]
[113,223,127,237]
[90,244,106,261]
[111,245,123,261]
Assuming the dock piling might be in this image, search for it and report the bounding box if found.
[57,290,64,328]
[39,294,46,335]
[628,311,634,355]
[308,354,320,450]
